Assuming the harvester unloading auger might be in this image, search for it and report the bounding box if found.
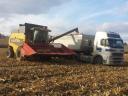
[7,23,79,61]
[49,28,79,42]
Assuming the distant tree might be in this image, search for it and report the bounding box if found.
[124,42,127,45]
[124,42,128,53]
[0,33,5,39]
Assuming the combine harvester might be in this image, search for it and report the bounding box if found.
[7,23,77,60]
[54,31,124,65]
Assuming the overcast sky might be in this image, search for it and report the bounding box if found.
[0,0,128,42]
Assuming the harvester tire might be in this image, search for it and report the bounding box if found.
[16,47,24,61]
[93,56,103,64]
[7,47,14,58]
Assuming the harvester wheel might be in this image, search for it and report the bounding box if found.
[16,47,24,61]
[7,47,14,58]
[93,56,103,64]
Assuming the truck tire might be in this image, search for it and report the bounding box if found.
[16,47,24,61]
[7,47,14,58]
[93,56,103,64]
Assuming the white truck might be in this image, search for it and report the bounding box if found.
[54,31,124,64]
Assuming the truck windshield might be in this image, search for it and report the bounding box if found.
[108,39,123,48]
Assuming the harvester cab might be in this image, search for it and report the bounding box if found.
[7,23,77,61]
[19,23,50,45]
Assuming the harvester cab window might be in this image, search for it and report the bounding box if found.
[33,29,48,43]
[23,23,50,44]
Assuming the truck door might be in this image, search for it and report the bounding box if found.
[99,39,110,63]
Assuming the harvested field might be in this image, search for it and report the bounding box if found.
[0,48,128,96]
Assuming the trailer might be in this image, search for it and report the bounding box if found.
[7,23,78,61]
[54,32,124,65]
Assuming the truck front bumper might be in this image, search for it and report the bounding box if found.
[105,53,124,65]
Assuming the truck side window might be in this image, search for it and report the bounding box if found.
[105,39,109,46]
[101,39,109,46]
[101,39,106,46]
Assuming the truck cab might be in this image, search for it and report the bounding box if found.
[93,32,124,64]
[53,30,124,65]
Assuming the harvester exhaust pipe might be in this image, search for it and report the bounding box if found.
[49,28,79,42]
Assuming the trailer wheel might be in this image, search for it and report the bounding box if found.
[93,56,103,64]
[7,47,14,58]
[16,47,24,61]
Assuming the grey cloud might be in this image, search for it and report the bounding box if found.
[97,22,128,34]
[97,22,128,42]
[0,0,69,16]
[78,22,128,42]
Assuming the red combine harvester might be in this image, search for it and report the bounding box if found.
[8,23,78,60]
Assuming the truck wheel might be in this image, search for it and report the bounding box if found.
[16,47,24,61]
[93,56,103,64]
[7,47,14,58]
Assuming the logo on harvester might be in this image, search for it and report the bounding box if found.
[52,43,62,48]
[10,38,24,46]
